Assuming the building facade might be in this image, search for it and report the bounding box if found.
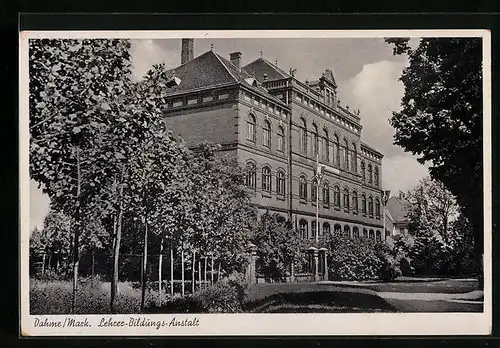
[385,194,411,237]
[163,39,386,278]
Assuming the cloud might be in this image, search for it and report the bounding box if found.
[30,180,50,232]
[337,59,429,195]
[130,39,177,82]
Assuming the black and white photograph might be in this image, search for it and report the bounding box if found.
[20,30,492,336]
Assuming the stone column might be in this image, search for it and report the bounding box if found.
[246,242,258,284]
[319,247,328,281]
[314,249,320,282]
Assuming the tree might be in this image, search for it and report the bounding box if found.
[405,177,459,246]
[252,213,301,282]
[29,38,137,312]
[385,37,483,275]
[404,177,478,276]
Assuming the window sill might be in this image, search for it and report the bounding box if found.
[299,199,308,204]
[262,192,272,198]
[323,204,330,209]
[334,207,340,211]
[277,195,286,201]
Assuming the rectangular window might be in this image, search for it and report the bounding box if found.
[187,98,198,105]
[219,93,229,100]
[203,96,213,103]
[173,100,183,107]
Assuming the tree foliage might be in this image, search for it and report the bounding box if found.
[252,213,302,281]
[401,177,479,276]
[385,37,483,263]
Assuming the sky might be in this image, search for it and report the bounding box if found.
[30,37,429,231]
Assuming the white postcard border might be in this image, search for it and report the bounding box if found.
[19,29,492,336]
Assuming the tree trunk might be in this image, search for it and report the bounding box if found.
[210,256,214,286]
[140,217,149,313]
[204,257,207,288]
[198,257,202,287]
[158,237,163,305]
[91,250,95,277]
[47,253,52,273]
[71,145,82,314]
[191,250,196,294]
[170,242,174,296]
[110,165,126,314]
[217,262,221,282]
[181,242,185,296]
[41,253,46,276]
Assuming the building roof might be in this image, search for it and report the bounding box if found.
[164,50,287,107]
[242,57,292,82]
[386,196,411,223]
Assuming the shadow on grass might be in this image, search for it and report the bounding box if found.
[244,291,398,313]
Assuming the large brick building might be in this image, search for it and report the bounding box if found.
[163,39,386,279]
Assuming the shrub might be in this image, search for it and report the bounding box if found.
[147,294,205,313]
[195,272,249,313]
[145,272,249,313]
[327,236,384,281]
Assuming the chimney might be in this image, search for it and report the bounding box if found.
[229,52,242,69]
[181,38,194,65]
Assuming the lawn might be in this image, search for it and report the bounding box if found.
[245,283,398,313]
[331,278,480,294]
[30,278,151,314]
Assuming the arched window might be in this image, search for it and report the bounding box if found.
[361,194,367,215]
[276,170,286,196]
[351,143,357,173]
[262,166,271,192]
[312,124,319,157]
[334,224,342,234]
[376,230,382,242]
[343,188,350,211]
[277,216,286,226]
[263,120,271,148]
[385,230,391,241]
[369,230,375,241]
[322,182,330,206]
[311,181,318,202]
[353,226,360,239]
[333,134,340,165]
[299,219,308,239]
[322,222,331,236]
[361,161,366,182]
[277,126,285,152]
[247,114,256,142]
[312,220,317,238]
[343,225,351,238]
[322,129,329,162]
[299,175,308,200]
[334,185,340,208]
[368,196,374,217]
[300,118,307,154]
[375,198,381,219]
[352,191,358,213]
[245,162,256,189]
[368,164,373,185]
[363,228,368,239]
[344,139,349,169]
[374,166,379,187]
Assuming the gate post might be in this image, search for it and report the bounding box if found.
[246,242,257,284]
